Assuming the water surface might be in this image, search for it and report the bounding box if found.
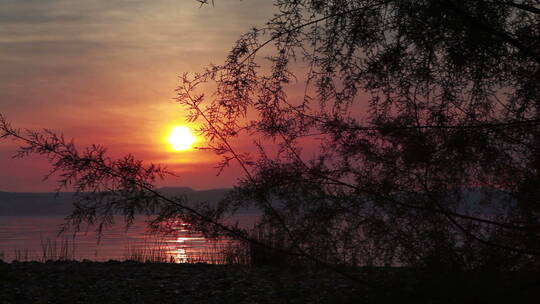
[0,215,256,263]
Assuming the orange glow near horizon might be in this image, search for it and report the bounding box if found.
[167,126,197,151]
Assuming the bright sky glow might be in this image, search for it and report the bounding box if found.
[0,0,276,191]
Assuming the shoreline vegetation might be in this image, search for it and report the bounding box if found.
[0,220,287,265]
[0,230,250,265]
[1,232,538,303]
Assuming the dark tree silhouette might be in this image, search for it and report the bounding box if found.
[1,0,540,284]
[178,0,540,269]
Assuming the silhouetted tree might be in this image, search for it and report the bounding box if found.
[179,0,540,270]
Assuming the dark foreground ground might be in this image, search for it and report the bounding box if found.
[0,261,364,304]
[0,261,538,304]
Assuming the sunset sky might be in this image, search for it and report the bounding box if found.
[0,0,276,192]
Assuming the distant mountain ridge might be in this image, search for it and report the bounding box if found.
[0,187,233,216]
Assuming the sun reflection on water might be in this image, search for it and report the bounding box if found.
[0,216,250,263]
[173,248,187,263]
[151,221,238,264]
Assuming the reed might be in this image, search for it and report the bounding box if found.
[13,249,29,262]
[181,224,294,266]
[218,241,251,264]
[245,223,299,267]
[123,236,169,263]
[1,223,299,265]
[183,241,250,264]
[39,235,76,262]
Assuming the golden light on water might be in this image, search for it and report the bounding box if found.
[167,126,197,151]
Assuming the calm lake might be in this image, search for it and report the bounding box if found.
[0,215,257,263]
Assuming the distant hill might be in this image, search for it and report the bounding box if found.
[0,191,75,216]
[0,187,238,216]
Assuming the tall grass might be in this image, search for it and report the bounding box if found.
[182,223,296,266]
[39,235,76,262]
[124,236,171,263]
[0,222,297,265]
[13,249,30,261]
[245,223,298,267]
[121,235,250,264]
[184,241,251,264]
[121,234,253,265]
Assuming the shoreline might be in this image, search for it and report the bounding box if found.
[0,260,363,304]
[1,260,537,303]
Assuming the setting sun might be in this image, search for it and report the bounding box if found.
[168,126,197,151]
